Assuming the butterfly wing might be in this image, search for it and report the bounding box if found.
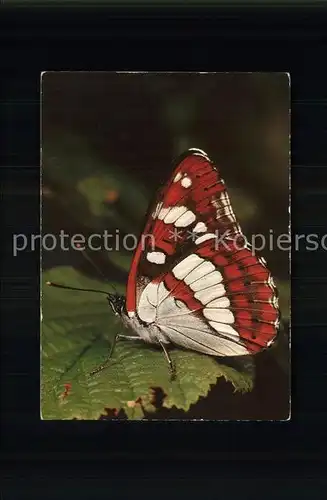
[126,149,279,356]
[126,149,240,312]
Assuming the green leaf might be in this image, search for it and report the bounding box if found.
[41,266,254,420]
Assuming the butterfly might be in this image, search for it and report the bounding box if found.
[102,148,279,378]
[48,148,280,380]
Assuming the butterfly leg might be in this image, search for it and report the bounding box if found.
[89,334,142,376]
[159,340,176,381]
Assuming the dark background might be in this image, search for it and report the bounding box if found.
[42,72,290,420]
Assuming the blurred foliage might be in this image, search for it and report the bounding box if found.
[43,133,149,233]
[41,72,290,420]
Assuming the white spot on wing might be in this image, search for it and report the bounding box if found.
[173,172,182,183]
[208,322,240,342]
[181,176,192,188]
[195,283,226,305]
[172,254,203,280]
[152,202,163,219]
[175,210,196,227]
[273,295,279,308]
[189,271,223,292]
[203,308,235,324]
[164,206,187,224]
[207,296,231,309]
[193,222,207,233]
[184,260,215,285]
[147,251,166,264]
[158,207,170,220]
[195,233,217,245]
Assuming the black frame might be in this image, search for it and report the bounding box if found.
[1,2,327,495]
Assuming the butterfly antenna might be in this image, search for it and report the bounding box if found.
[77,244,118,294]
[46,281,111,296]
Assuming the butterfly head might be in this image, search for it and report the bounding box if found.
[107,293,126,316]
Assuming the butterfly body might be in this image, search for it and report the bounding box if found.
[107,148,280,363]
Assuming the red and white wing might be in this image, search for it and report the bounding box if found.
[126,149,280,356]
